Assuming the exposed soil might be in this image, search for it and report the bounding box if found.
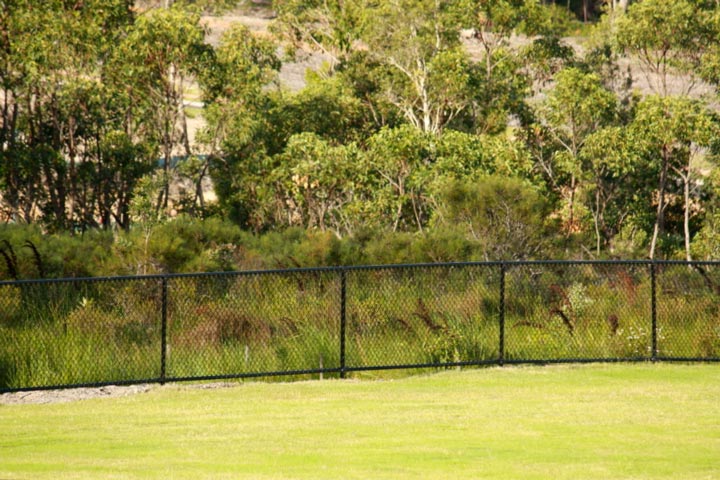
[201,10,715,107]
[201,10,330,92]
[0,382,245,405]
[0,384,156,405]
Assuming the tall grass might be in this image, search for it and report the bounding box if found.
[1,262,719,390]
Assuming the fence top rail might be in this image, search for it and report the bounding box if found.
[0,259,719,287]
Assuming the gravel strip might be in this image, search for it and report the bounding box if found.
[0,384,156,405]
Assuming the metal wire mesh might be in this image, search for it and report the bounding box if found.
[166,270,341,379]
[656,264,720,360]
[0,277,162,390]
[503,263,651,361]
[2,261,720,392]
[345,265,500,369]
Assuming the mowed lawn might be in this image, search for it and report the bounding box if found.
[2,364,719,479]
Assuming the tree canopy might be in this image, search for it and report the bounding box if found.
[1,0,720,277]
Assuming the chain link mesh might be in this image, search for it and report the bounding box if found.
[0,278,162,389]
[504,263,651,361]
[656,264,720,360]
[345,265,499,369]
[166,271,340,379]
[1,261,719,391]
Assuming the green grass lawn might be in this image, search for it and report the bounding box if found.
[2,364,719,479]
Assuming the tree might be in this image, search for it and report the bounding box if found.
[578,126,642,255]
[615,0,713,96]
[197,23,280,216]
[269,133,361,235]
[360,0,475,134]
[272,0,480,134]
[0,0,136,229]
[363,125,434,232]
[630,96,717,260]
[271,0,367,67]
[454,0,548,132]
[109,4,211,214]
[530,67,617,237]
[427,130,533,209]
[463,0,553,74]
[434,176,553,260]
[700,6,720,92]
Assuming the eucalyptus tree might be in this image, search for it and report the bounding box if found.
[0,0,135,229]
[578,126,643,255]
[615,0,714,96]
[198,22,282,228]
[268,133,362,235]
[461,0,553,78]
[362,125,435,232]
[630,96,717,260]
[530,67,617,237]
[271,0,368,68]
[198,22,280,217]
[109,4,211,214]
[358,0,478,134]
[272,0,480,134]
[701,5,720,92]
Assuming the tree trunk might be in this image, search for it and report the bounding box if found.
[594,187,602,255]
[67,116,77,229]
[649,149,669,259]
[567,173,576,237]
[683,171,692,262]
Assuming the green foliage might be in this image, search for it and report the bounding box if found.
[270,76,371,145]
[3,0,720,264]
[629,95,718,259]
[466,48,532,134]
[201,23,280,103]
[271,0,368,65]
[0,0,140,230]
[434,176,554,260]
[269,133,361,232]
[521,37,576,86]
[578,126,644,254]
[0,224,113,279]
[615,0,714,95]
[527,66,619,240]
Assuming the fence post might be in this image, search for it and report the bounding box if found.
[340,268,347,379]
[160,276,168,383]
[499,262,506,366]
[650,262,657,362]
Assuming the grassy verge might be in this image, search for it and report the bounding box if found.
[2,364,719,479]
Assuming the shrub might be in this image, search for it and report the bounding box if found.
[434,176,556,260]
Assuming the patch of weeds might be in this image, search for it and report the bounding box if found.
[614,325,665,358]
[0,350,16,389]
[115,320,157,347]
[698,325,720,358]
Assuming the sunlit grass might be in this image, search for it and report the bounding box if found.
[1,364,719,479]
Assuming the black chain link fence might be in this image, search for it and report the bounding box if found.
[1,261,719,392]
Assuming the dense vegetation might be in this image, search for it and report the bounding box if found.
[3,260,720,390]
[2,0,720,280]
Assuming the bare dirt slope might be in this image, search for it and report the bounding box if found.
[202,8,715,113]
